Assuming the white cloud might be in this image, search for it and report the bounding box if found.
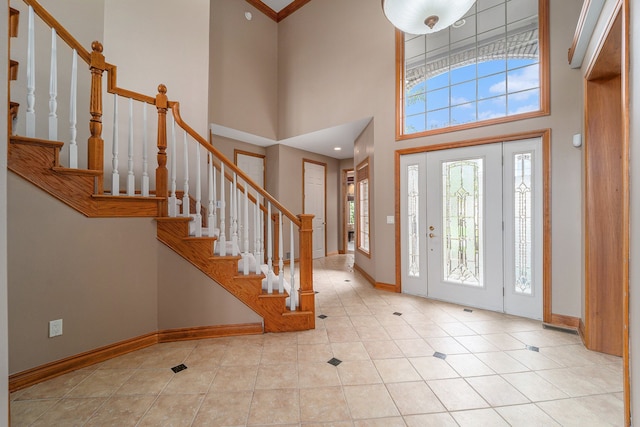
[489,65,539,100]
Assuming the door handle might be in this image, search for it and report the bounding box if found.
[429,225,435,231]
[429,233,435,238]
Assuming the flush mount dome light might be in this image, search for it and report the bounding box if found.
[382,0,476,34]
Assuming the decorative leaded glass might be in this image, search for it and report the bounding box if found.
[442,158,483,286]
[514,152,533,294]
[407,165,420,277]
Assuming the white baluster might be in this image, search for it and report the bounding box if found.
[127,98,135,196]
[68,49,78,168]
[290,221,296,311]
[243,185,249,275]
[254,191,261,274]
[141,103,149,196]
[111,94,120,196]
[48,28,57,140]
[278,212,284,293]
[257,192,264,270]
[194,144,202,237]
[267,202,273,294]
[168,116,178,217]
[26,6,36,137]
[207,154,215,237]
[182,131,190,216]
[219,163,226,255]
[231,174,238,256]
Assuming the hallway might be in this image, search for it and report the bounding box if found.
[9,255,623,426]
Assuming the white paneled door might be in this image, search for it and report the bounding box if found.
[400,139,543,319]
[304,161,326,259]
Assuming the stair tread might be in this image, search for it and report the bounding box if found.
[52,166,102,177]
[10,135,64,148]
[94,193,164,201]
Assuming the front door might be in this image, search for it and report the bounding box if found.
[400,138,543,319]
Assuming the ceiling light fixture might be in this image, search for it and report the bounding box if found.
[334,147,342,151]
[382,0,476,34]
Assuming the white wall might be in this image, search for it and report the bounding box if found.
[1,2,9,421]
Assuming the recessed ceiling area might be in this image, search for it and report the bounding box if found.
[211,117,372,160]
[260,0,296,13]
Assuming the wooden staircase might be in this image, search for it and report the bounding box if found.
[7,0,315,335]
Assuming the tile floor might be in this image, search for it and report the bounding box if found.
[10,255,624,426]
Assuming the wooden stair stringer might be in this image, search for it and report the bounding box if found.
[8,136,162,218]
[155,217,314,332]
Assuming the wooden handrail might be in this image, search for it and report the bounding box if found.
[23,0,91,64]
[105,64,156,105]
[169,102,302,228]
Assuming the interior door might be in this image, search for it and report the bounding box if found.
[235,152,265,256]
[426,144,504,312]
[304,161,326,259]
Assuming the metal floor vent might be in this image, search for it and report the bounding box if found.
[327,358,342,366]
[171,363,188,373]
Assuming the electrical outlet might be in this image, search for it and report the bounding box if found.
[49,319,63,337]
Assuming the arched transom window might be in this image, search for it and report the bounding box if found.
[397,0,548,139]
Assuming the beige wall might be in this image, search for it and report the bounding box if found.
[209,0,278,140]
[211,135,267,169]
[8,174,159,374]
[157,245,261,330]
[277,0,585,317]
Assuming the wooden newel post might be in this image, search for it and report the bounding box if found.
[155,84,169,216]
[88,41,106,193]
[298,214,315,325]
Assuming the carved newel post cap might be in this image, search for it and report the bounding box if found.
[158,84,167,94]
[91,41,103,53]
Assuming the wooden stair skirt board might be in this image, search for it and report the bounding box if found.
[8,323,263,392]
[156,217,315,333]
[8,136,163,218]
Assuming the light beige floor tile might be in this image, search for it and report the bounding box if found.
[298,362,342,388]
[412,323,450,338]
[537,394,624,426]
[209,365,258,391]
[409,356,460,380]
[495,403,561,426]
[97,350,150,369]
[505,348,563,370]
[300,386,351,423]
[382,324,420,340]
[535,365,622,396]
[337,360,383,385]
[386,381,445,415]
[298,329,330,345]
[362,340,404,359]
[84,395,155,426]
[9,399,59,426]
[465,320,509,334]
[327,327,362,343]
[475,351,529,374]
[541,343,623,367]
[260,344,298,364]
[137,393,203,427]
[445,354,495,377]
[404,412,458,426]
[394,338,434,357]
[343,384,400,419]
[255,363,299,389]
[451,408,510,426]
[17,369,94,400]
[425,337,470,354]
[331,342,371,361]
[439,322,477,337]
[352,417,406,426]
[115,368,174,395]
[298,343,334,363]
[320,305,349,317]
[247,388,300,425]
[354,325,391,341]
[466,375,530,406]
[138,347,194,369]
[455,335,501,353]
[162,369,216,395]
[192,390,252,426]
[66,369,135,398]
[480,332,527,350]
[373,358,422,383]
[501,371,569,402]
[344,305,373,316]
[426,378,489,411]
[183,346,226,369]
[30,397,107,426]
[509,330,581,348]
[221,345,263,366]
[349,316,380,328]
